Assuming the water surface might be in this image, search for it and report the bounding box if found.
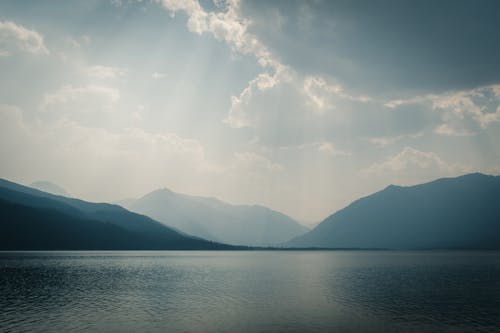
[1,251,499,332]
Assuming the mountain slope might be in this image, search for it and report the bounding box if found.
[126,188,309,246]
[0,179,237,250]
[30,181,70,197]
[286,173,500,249]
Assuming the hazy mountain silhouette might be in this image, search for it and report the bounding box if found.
[0,179,239,250]
[125,188,309,246]
[287,173,500,249]
[30,181,70,197]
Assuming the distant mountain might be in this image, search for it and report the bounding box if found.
[0,178,238,250]
[125,188,309,246]
[286,173,500,249]
[30,181,70,197]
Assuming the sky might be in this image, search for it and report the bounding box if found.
[1,0,500,225]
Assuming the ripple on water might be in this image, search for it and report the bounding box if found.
[0,251,499,332]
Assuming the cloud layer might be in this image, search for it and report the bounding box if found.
[0,1,499,222]
[0,20,49,56]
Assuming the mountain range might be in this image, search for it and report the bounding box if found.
[123,188,309,246]
[0,179,238,250]
[30,181,70,197]
[1,173,499,250]
[286,173,500,249]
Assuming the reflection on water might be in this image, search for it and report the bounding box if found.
[1,251,499,332]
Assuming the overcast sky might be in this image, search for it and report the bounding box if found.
[1,0,500,224]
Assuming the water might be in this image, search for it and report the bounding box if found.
[1,251,499,332]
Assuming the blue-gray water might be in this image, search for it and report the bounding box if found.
[1,251,499,332]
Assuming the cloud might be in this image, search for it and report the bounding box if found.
[223,68,378,139]
[364,147,449,173]
[40,85,121,126]
[0,103,285,205]
[157,0,290,128]
[430,88,500,129]
[239,1,500,95]
[384,97,426,109]
[315,142,350,156]
[385,85,500,135]
[0,20,49,55]
[303,76,342,113]
[65,35,90,49]
[0,104,211,200]
[114,127,206,162]
[42,85,120,110]
[283,141,351,157]
[2,1,499,223]
[86,65,127,79]
[303,76,371,114]
[434,124,474,137]
[233,152,283,173]
[157,0,395,148]
[224,70,289,128]
[159,0,279,67]
[362,147,470,186]
[368,132,424,148]
[220,66,438,148]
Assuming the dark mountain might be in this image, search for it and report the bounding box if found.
[286,173,500,249]
[0,179,238,250]
[30,181,70,197]
[125,188,308,246]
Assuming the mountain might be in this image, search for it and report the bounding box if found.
[0,178,238,250]
[286,173,500,249]
[125,188,309,246]
[30,181,70,197]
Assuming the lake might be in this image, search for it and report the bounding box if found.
[1,251,499,332]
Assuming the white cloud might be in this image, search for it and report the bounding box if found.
[434,123,474,137]
[116,127,205,159]
[384,96,425,109]
[303,76,337,113]
[315,142,350,156]
[362,147,470,186]
[0,103,291,206]
[368,132,424,148]
[287,141,351,157]
[158,0,290,128]
[385,85,500,134]
[303,76,370,114]
[429,89,497,128]
[42,85,119,110]
[0,104,212,201]
[224,70,289,128]
[86,65,127,79]
[369,136,401,147]
[159,0,270,64]
[233,152,283,172]
[157,0,375,138]
[0,20,49,55]
[40,85,121,126]
[364,147,450,173]
[491,85,500,98]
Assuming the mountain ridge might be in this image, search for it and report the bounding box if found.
[30,181,70,197]
[0,178,240,250]
[286,173,500,249]
[125,188,309,246]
